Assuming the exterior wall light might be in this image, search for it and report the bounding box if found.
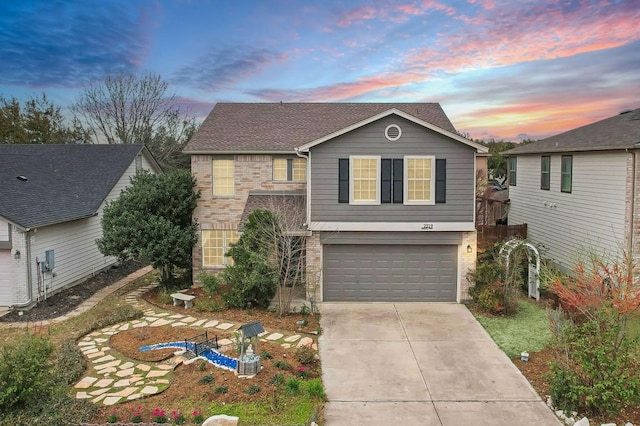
[14,250,20,259]
[466,244,473,254]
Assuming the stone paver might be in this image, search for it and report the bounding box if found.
[59,271,318,407]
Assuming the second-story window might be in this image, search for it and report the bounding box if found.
[540,156,550,190]
[509,157,517,186]
[212,158,234,196]
[273,158,306,182]
[350,156,380,204]
[561,155,572,193]
[404,156,435,205]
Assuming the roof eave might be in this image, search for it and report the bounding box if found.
[505,145,640,156]
[296,108,489,153]
[183,149,299,155]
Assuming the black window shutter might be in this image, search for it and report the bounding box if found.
[393,159,403,203]
[338,158,349,203]
[436,159,446,203]
[381,159,392,203]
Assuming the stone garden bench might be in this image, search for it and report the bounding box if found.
[170,292,196,309]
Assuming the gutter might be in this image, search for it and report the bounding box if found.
[294,148,311,228]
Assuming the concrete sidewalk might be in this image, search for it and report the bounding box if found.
[319,303,560,425]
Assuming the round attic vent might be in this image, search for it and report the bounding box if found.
[385,124,402,141]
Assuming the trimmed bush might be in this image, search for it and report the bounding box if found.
[0,334,54,410]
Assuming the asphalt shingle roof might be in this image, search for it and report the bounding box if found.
[184,103,457,153]
[506,108,640,155]
[0,144,146,229]
[238,190,306,233]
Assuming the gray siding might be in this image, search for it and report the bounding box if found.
[309,114,475,222]
[320,231,462,245]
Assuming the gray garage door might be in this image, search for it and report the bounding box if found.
[323,244,457,302]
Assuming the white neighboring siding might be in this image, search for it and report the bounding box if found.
[0,250,13,305]
[28,156,155,300]
[0,218,9,241]
[509,151,628,271]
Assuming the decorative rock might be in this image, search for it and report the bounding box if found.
[266,333,284,341]
[202,414,240,426]
[96,367,117,374]
[150,318,172,327]
[203,320,219,328]
[90,388,110,396]
[108,387,138,397]
[95,360,121,370]
[281,343,292,349]
[114,379,131,387]
[564,417,575,425]
[218,338,233,346]
[191,319,206,326]
[141,385,159,394]
[136,363,151,372]
[147,369,169,378]
[573,418,589,426]
[217,322,234,330]
[116,367,135,377]
[297,337,313,347]
[94,354,116,363]
[172,321,187,327]
[600,424,616,426]
[120,361,134,370]
[75,391,90,399]
[182,316,197,323]
[78,341,95,346]
[284,334,301,342]
[74,376,98,389]
[86,351,105,359]
[102,396,121,406]
[94,378,114,388]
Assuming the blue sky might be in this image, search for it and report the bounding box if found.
[1,0,639,140]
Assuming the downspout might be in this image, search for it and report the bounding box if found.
[11,228,33,308]
[294,148,311,227]
[628,149,636,256]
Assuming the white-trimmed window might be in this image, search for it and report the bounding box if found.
[561,155,572,193]
[212,159,234,196]
[202,229,239,266]
[350,156,380,204]
[404,156,435,205]
[273,158,306,182]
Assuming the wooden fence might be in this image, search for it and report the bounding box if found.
[477,224,527,246]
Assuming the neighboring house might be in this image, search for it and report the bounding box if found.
[0,144,161,309]
[505,108,640,273]
[185,103,488,302]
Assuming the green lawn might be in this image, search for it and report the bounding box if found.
[472,299,551,359]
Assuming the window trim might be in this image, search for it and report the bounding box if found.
[509,157,517,186]
[403,155,435,205]
[540,155,550,190]
[212,158,235,196]
[349,155,381,205]
[202,229,238,267]
[561,155,572,193]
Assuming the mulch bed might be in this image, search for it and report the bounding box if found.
[0,260,145,323]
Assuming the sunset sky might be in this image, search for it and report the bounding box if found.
[1,0,638,141]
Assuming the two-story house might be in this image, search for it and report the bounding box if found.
[505,108,640,274]
[185,103,488,302]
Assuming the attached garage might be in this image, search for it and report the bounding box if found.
[323,244,458,302]
[0,250,13,306]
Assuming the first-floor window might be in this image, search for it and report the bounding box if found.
[202,229,239,266]
[561,155,572,193]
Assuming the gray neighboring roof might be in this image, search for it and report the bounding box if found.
[184,103,458,153]
[506,108,640,155]
[238,190,306,232]
[0,144,151,229]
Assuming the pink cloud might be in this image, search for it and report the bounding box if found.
[337,6,377,27]
[407,3,640,76]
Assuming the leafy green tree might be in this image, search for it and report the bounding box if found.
[482,140,515,180]
[72,73,198,169]
[222,210,279,308]
[0,94,90,144]
[97,170,200,286]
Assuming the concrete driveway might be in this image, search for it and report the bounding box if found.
[319,303,561,425]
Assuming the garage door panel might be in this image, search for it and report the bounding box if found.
[323,244,457,302]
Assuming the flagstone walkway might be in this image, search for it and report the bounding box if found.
[73,282,317,406]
